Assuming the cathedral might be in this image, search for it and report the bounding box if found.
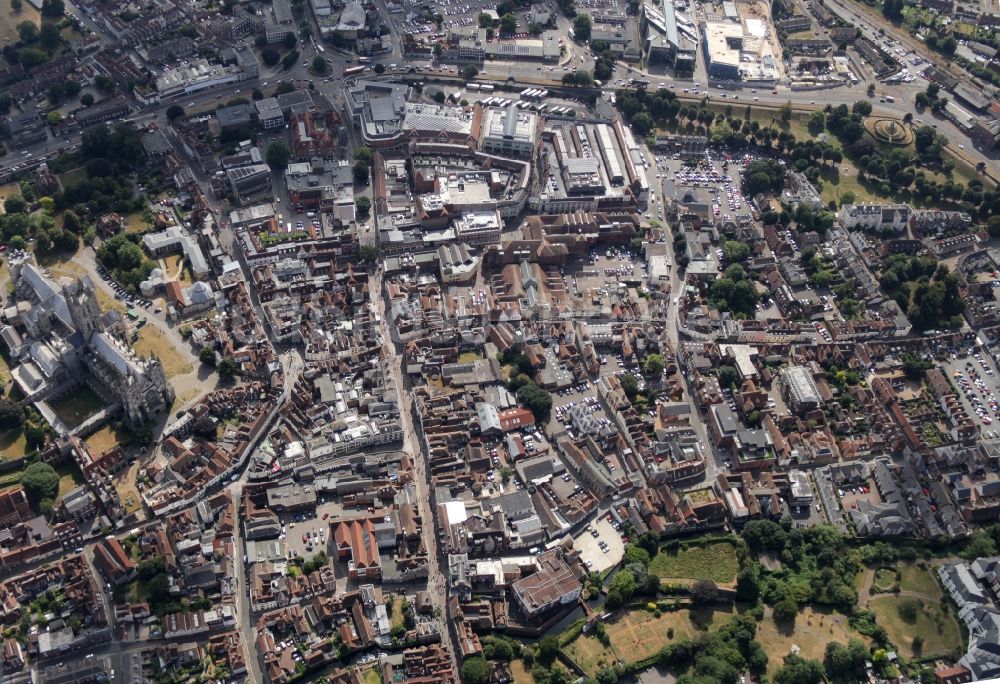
[0,253,175,429]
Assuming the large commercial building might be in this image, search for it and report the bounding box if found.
[643,0,697,70]
[701,21,743,80]
[479,104,539,159]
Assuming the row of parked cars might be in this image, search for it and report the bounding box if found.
[96,265,160,312]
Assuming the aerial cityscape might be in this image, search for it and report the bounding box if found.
[0,0,999,681]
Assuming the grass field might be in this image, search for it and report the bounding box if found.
[648,542,739,585]
[759,606,868,674]
[134,326,193,378]
[869,595,962,658]
[874,567,897,591]
[389,599,406,630]
[85,424,127,454]
[564,604,739,675]
[0,5,41,53]
[51,386,104,428]
[54,461,84,503]
[59,167,89,189]
[0,429,27,461]
[124,212,152,234]
[899,563,942,598]
[112,460,141,514]
[510,660,536,684]
[364,668,381,684]
[458,351,483,363]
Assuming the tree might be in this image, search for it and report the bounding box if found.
[643,353,664,378]
[282,31,297,49]
[500,12,517,33]
[517,382,552,422]
[433,42,443,58]
[354,146,372,164]
[461,657,490,684]
[358,245,379,263]
[80,93,94,106]
[573,13,592,40]
[266,140,291,170]
[199,346,217,365]
[21,463,59,504]
[281,50,300,70]
[619,374,638,400]
[852,99,872,116]
[773,598,798,623]
[0,399,25,431]
[17,21,38,43]
[354,196,372,217]
[690,580,718,603]
[736,563,760,602]
[433,90,446,103]
[622,544,651,566]
[41,0,63,16]
[46,111,62,126]
[353,160,370,184]
[774,654,824,684]
[478,11,494,27]
[261,47,281,66]
[218,356,239,380]
[312,54,327,73]
[166,104,185,121]
[39,22,60,49]
[461,64,479,80]
[62,210,81,234]
[824,640,869,682]
[191,415,218,439]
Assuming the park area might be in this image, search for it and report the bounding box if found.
[563,603,740,675]
[648,541,739,585]
[757,606,868,674]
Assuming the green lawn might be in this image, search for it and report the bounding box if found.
[0,429,27,461]
[364,668,382,684]
[869,595,963,659]
[758,606,869,675]
[874,567,898,591]
[58,167,88,188]
[389,600,406,630]
[899,563,943,598]
[648,542,740,585]
[54,461,84,503]
[50,385,104,429]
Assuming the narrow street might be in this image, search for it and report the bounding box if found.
[373,268,458,675]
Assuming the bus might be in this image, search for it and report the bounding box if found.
[343,65,364,76]
[480,84,494,93]
[468,83,481,91]
[316,44,325,53]
[358,57,372,64]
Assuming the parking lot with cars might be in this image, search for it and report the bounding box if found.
[573,516,625,572]
[939,347,1000,429]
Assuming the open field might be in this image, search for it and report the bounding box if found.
[51,385,104,428]
[510,660,535,684]
[364,668,381,684]
[85,424,128,454]
[869,595,963,658]
[0,352,11,391]
[458,351,483,363]
[899,563,943,597]
[134,326,193,378]
[648,542,739,585]
[0,5,41,53]
[564,604,740,675]
[758,606,868,674]
[0,429,27,461]
[389,599,406,630]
